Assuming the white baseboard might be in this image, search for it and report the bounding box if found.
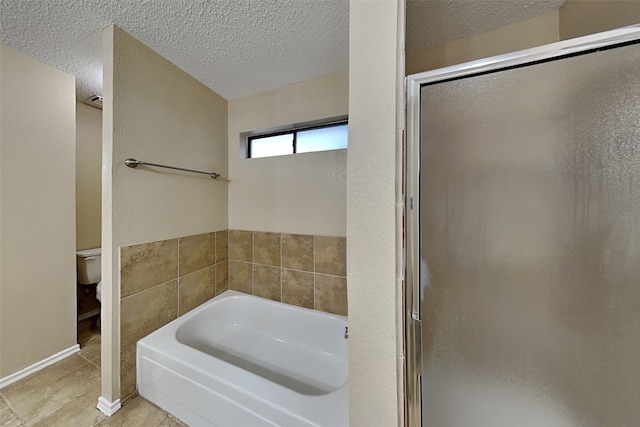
[0,344,80,389]
[97,396,121,417]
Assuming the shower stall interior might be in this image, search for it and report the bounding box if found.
[406,25,640,427]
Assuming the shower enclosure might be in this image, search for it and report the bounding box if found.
[405,25,640,427]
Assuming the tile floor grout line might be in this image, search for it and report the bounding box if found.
[1,391,26,425]
[6,352,174,427]
[5,368,95,426]
[34,382,104,427]
[87,358,101,370]
[78,353,100,369]
[152,414,172,427]
[2,353,92,398]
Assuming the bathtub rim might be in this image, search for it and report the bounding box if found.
[136,290,349,426]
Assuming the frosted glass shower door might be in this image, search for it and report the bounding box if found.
[419,42,640,427]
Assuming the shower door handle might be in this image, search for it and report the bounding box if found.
[412,312,423,376]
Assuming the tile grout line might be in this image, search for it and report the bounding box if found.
[1,391,26,425]
[176,238,180,319]
[152,414,170,427]
[313,235,317,310]
[176,237,180,281]
[37,372,105,426]
[3,357,101,426]
[228,232,233,292]
[280,232,283,303]
[2,353,94,398]
[179,260,222,280]
[313,271,347,279]
[214,257,218,298]
[78,352,100,369]
[228,259,347,277]
[121,277,178,302]
[214,231,218,297]
[251,231,255,296]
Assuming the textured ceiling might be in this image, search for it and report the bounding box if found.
[0,0,349,100]
[1,1,567,102]
[406,0,566,53]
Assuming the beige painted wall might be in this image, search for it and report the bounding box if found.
[76,101,102,251]
[348,0,403,425]
[101,25,228,402]
[560,0,640,40]
[406,12,559,75]
[0,46,77,377]
[407,2,640,76]
[227,72,348,237]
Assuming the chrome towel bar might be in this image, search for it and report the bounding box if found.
[124,158,229,181]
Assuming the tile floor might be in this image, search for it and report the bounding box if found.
[0,318,185,427]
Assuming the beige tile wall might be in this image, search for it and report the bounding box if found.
[116,229,344,402]
[228,230,347,316]
[118,230,228,401]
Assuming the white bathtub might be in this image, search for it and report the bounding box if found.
[137,290,348,426]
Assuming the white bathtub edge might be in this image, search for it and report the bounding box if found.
[137,291,349,427]
[138,354,297,427]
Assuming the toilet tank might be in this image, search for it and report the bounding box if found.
[76,248,101,285]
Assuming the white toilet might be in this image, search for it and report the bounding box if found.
[76,248,102,303]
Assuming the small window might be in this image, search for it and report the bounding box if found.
[250,133,294,158]
[247,121,347,159]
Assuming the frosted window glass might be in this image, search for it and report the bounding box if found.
[297,124,348,153]
[250,133,293,158]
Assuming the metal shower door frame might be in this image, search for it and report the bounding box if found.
[404,24,640,427]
